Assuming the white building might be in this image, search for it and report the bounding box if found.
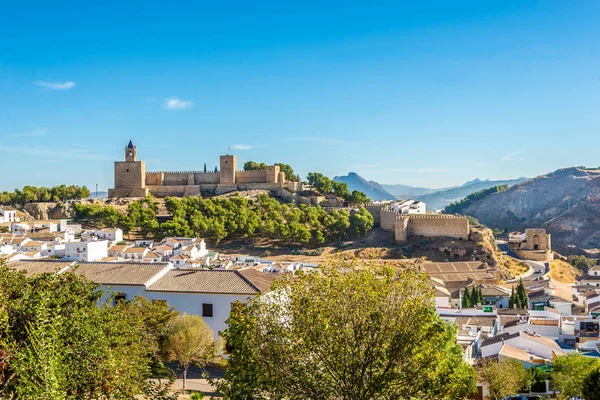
[123,247,149,260]
[93,228,123,242]
[65,240,108,262]
[389,200,426,215]
[480,331,563,361]
[0,207,18,223]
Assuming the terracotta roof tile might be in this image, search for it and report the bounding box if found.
[148,269,263,295]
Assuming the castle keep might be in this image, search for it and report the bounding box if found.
[108,141,298,198]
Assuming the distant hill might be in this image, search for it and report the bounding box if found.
[379,183,444,198]
[460,167,600,254]
[415,177,529,210]
[333,173,396,201]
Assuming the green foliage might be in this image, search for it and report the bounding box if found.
[582,367,600,400]
[218,261,477,399]
[552,353,600,399]
[243,161,268,171]
[481,358,528,399]
[462,287,471,308]
[567,255,597,271]
[0,185,91,207]
[190,392,205,400]
[444,184,509,215]
[164,314,215,390]
[307,172,371,204]
[0,262,170,398]
[516,278,527,309]
[75,194,375,245]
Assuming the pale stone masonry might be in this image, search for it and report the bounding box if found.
[109,141,300,198]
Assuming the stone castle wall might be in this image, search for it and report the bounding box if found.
[399,214,469,244]
[365,203,384,226]
[114,161,146,189]
[236,170,267,184]
[194,172,220,184]
[380,208,398,232]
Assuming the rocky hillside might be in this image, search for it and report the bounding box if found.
[416,177,528,210]
[461,167,600,253]
[333,172,395,201]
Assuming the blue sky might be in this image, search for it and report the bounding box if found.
[1,1,599,191]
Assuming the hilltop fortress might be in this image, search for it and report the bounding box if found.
[108,141,300,198]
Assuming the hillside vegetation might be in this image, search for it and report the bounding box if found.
[0,185,91,207]
[443,185,509,214]
[74,194,374,246]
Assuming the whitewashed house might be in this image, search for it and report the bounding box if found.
[107,244,131,258]
[0,207,18,223]
[65,240,108,262]
[480,331,563,361]
[22,241,48,254]
[123,247,149,260]
[389,200,426,215]
[94,228,123,242]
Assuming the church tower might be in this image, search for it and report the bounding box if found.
[108,140,149,198]
[125,139,137,161]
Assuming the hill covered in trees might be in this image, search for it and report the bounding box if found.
[0,185,91,207]
[74,194,374,246]
[443,185,510,215]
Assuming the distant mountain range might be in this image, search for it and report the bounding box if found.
[333,173,528,209]
[414,177,529,210]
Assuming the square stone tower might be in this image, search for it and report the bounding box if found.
[108,140,148,197]
[219,155,236,184]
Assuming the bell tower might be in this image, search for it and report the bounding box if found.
[108,140,148,198]
[125,139,136,161]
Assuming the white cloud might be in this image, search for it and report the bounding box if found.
[9,129,48,138]
[501,148,525,161]
[33,81,75,90]
[164,97,192,110]
[232,144,262,150]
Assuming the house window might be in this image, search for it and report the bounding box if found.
[202,303,213,317]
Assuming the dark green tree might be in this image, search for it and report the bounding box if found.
[462,287,471,308]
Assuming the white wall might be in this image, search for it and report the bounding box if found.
[99,284,254,339]
[65,241,108,261]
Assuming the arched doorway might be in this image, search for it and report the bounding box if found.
[533,235,540,250]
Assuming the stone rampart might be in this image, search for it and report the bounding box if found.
[145,172,164,186]
[236,170,267,184]
[380,208,398,232]
[146,185,200,197]
[513,248,554,262]
[365,203,385,226]
[193,172,220,184]
[160,172,200,186]
[405,214,469,241]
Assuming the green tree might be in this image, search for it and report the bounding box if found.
[477,287,484,305]
[218,261,477,399]
[470,285,479,306]
[509,286,516,308]
[462,287,471,308]
[481,358,528,400]
[349,189,370,205]
[516,278,527,309]
[582,367,600,400]
[567,255,597,271]
[444,185,509,214]
[164,314,215,390]
[552,353,600,399]
[0,263,163,398]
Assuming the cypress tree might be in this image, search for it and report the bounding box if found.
[516,279,527,309]
[478,287,484,305]
[462,287,471,308]
[204,163,207,173]
[470,286,479,306]
[214,166,218,173]
[509,286,516,308]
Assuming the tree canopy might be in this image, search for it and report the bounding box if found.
[306,172,370,205]
[481,358,528,400]
[443,185,509,214]
[0,261,176,398]
[218,261,477,399]
[0,185,91,207]
[242,161,300,182]
[74,194,374,245]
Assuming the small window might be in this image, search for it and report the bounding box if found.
[127,169,129,172]
[202,303,213,317]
